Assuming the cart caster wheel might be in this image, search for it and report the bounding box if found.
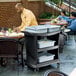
[34,68,39,72]
[27,66,31,70]
[37,68,39,71]
[34,69,36,72]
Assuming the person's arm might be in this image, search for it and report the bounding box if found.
[61,18,72,29]
[13,15,32,32]
[56,15,61,20]
[67,20,76,31]
[18,15,32,31]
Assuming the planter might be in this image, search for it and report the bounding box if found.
[38,18,52,25]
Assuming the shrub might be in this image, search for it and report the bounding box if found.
[39,12,52,19]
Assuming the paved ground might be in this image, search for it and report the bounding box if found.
[0,35,76,76]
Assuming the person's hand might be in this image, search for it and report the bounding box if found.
[13,27,17,32]
[13,27,20,33]
[61,26,66,29]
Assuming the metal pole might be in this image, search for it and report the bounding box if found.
[61,0,63,4]
[69,0,71,16]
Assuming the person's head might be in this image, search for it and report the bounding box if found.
[60,10,66,16]
[15,3,24,13]
[70,12,76,19]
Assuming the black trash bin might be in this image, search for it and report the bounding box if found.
[44,70,68,76]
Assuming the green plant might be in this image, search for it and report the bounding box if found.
[39,12,52,19]
[52,0,60,4]
[44,0,64,5]
[51,15,58,19]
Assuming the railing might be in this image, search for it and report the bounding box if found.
[45,0,76,12]
[64,0,76,8]
[45,2,61,11]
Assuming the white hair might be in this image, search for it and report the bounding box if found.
[15,3,24,8]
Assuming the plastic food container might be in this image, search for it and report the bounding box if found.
[25,25,60,33]
[39,53,55,62]
[25,25,47,33]
[38,39,56,48]
[44,25,60,33]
